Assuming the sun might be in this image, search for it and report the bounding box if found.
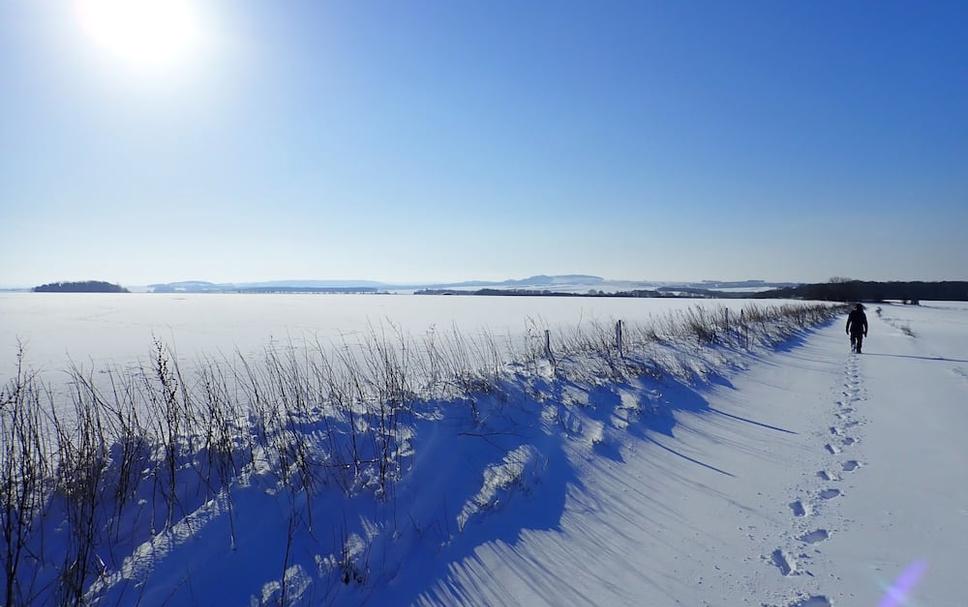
[75,0,203,71]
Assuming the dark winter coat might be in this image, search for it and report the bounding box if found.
[846,309,868,336]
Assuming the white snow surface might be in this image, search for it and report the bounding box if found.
[4,300,967,605]
[0,293,797,380]
[397,302,968,606]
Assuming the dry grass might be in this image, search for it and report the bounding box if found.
[0,302,842,605]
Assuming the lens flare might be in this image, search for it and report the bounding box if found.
[878,560,928,607]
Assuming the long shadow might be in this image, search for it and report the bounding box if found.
[642,435,736,477]
[364,387,581,606]
[862,352,968,364]
[771,330,812,353]
[621,375,740,478]
[367,324,826,605]
[752,320,843,368]
[707,407,798,435]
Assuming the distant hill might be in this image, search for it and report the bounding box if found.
[233,286,381,294]
[412,274,606,290]
[504,274,604,286]
[148,279,388,293]
[143,275,801,295]
[33,281,129,293]
[146,275,607,293]
[695,279,799,290]
[148,281,230,293]
[236,279,386,289]
[414,288,683,298]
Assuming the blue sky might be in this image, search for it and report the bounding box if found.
[1,1,966,286]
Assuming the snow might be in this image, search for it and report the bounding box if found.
[384,302,968,606]
[0,292,797,381]
[2,299,966,606]
[457,444,548,531]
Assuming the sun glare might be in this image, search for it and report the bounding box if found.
[75,0,203,70]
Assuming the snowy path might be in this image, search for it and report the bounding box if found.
[401,305,968,606]
[818,304,968,606]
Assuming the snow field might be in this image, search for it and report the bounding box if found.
[437,302,968,606]
[0,301,838,606]
[0,293,812,384]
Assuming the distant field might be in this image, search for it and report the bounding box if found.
[1,293,811,379]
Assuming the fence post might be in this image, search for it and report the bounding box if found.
[615,320,624,358]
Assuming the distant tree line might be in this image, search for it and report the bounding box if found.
[231,286,382,294]
[33,281,129,293]
[415,288,688,298]
[756,280,968,302]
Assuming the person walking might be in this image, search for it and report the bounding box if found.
[846,303,868,353]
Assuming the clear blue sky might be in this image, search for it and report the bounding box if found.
[1,0,966,286]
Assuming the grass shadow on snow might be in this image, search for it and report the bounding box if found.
[377,329,829,605]
[371,384,581,606]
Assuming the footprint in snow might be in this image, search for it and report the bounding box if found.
[789,596,832,607]
[817,470,839,482]
[798,529,830,544]
[771,549,797,576]
[819,488,841,500]
[789,500,809,517]
[841,460,861,472]
[841,436,857,446]
[825,443,841,455]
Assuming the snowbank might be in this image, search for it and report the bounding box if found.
[0,303,841,606]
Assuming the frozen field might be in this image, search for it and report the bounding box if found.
[1,292,799,378]
[3,299,965,606]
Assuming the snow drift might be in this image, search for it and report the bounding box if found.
[0,303,841,606]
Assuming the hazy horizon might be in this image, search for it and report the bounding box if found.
[6,273,790,290]
[7,273,968,291]
[2,1,967,285]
